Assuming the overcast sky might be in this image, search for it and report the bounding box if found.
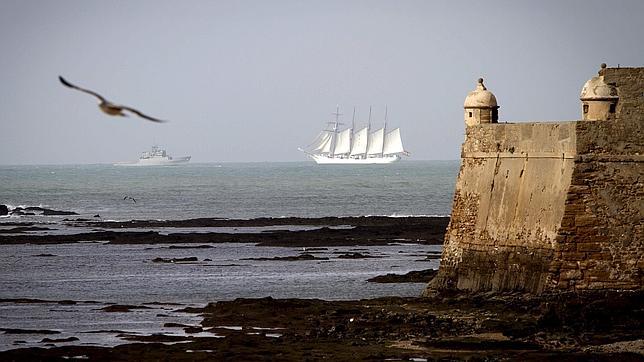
[0,0,642,164]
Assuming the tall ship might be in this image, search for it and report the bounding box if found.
[300,106,409,164]
[114,145,191,166]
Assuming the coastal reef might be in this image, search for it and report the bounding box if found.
[1,291,641,360]
[0,216,449,247]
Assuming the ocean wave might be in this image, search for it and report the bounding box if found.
[274,213,450,218]
[3,203,49,211]
[0,203,79,219]
[367,213,450,218]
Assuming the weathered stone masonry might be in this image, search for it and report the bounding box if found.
[426,66,643,294]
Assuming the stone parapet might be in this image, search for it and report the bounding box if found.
[462,122,577,158]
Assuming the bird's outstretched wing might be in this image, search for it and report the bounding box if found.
[121,106,168,123]
[59,76,107,102]
[123,196,137,203]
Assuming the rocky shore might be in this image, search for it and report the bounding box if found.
[0,216,449,247]
[1,291,641,361]
[1,215,641,360]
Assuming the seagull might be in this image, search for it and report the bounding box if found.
[59,76,168,123]
[123,196,137,203]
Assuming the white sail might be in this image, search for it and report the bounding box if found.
[350,127,368,155]
[309,131,333,153]
[383,128,405,155]
[320,132,334,153]
[333,128,352,155]
[307,131,327,150]
[366,128,384,155]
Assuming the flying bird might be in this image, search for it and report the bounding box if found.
[123,196,137,203]
[59,76,168,123]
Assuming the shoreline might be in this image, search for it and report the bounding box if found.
[0,216,450,246]
[1,215,642,359]
[1,291,641,360]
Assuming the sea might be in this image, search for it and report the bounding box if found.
[0,160,458,220]
[0,161,458,350]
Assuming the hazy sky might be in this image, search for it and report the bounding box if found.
[0,0,642,164]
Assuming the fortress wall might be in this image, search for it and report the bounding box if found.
[428,67,643,295]
[430,123,577,293]
[551,68,643,291]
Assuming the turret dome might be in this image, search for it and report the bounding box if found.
[580,71,618,101]
[579,64,619,121]
[464,78,498,108]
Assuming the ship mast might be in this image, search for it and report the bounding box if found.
[382,105,388,157]
[329,105,342,156]
[365,106,372,160]
[350,107,356,157]
[384,105,388,133]
[351,107,356,131]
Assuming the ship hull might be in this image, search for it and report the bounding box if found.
[114,156,191,166]
[310,154,400,164]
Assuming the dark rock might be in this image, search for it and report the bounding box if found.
[118,333,189,343]
[0,298,50,304]
[41,209,78,216]
[184,326,203,334]
[143,302,184,306]
[9,207,78,216]
[367,269,438,283]
[174,306,203,314]
[0,216,450,247]
[100,305,152,313]
[419,338,541,351]
[242,253,328,261]
[1,291,642,361]
[40,337,79,343]
[0,328,60,334]
[0,204,8,216]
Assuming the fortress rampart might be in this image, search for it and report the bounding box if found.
[426,66,643,294]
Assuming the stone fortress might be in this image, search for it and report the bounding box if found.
[426,64,643,295]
